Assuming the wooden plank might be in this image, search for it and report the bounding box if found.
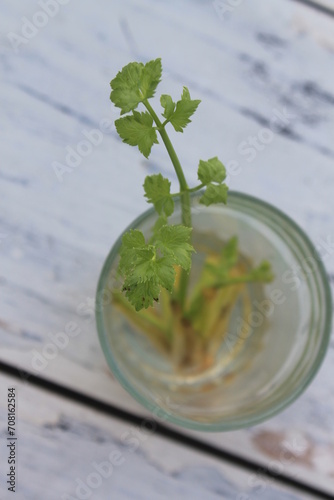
[293,0,334,15]
[1,0,334,494]
[0,374,321,500]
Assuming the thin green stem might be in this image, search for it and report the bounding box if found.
[144,101,189,197]
[187,183,205,194]
[144,99,191,311]
[170,183,205,198]
[211,274,273,289]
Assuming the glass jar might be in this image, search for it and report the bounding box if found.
[96,191,332,431]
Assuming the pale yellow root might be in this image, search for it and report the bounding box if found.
[112,291,170,355]
[112,260,254,373]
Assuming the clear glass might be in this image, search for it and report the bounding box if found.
[96,192,332,431]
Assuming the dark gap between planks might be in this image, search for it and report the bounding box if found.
[290,0,334,17]
[0,360,333,500]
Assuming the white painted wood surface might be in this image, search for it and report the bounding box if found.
[1,0,334,495]
[0,374,320,500]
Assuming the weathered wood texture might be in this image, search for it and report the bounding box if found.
[0,374,320,500]
[1,0,334,495]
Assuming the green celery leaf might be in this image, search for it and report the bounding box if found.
[199,183,228,206]
[143,174,174,216]
[118,228,180,310]
[197,157,226,185]
[118,229,146,275]
[169,87,201,133]
[129,253,176,291]
[115,111,158,158]
[110,59,162,114]
[154,257,176,292]
[155,224,194,271]
[152,214,168,236]
[160,94,175,120]
[121,229,146,250]
[125,246,157,282]
[123,277,161,311]
[110,62,143,115]
[140,59,163,101]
